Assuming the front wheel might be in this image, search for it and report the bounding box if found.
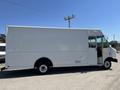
[104,60,111,69]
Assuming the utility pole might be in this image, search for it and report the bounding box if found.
[64,14,75,28]
[113,34,115,41]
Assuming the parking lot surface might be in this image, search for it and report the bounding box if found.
[0,54,120,90]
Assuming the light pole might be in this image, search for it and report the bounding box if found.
[113,34,115,41]
[64,14,75,28]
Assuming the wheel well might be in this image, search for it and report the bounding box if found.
[34,57,53,68]
[104,57,113,62]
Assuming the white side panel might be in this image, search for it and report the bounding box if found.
[6,51,89,69]
[6,27,90,69]
[6,27,88,52]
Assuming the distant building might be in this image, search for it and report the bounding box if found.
[0,34,5,43]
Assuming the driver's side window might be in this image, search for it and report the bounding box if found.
[88,37,96,48]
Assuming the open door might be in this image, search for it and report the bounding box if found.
[96,37,103,65]
[88,30,104,65]
[88,37,98,65]
[88,36,104,65]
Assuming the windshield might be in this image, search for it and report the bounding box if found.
[102,37,109,48]
[88,36,109,48]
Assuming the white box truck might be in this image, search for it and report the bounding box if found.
[3,25,118,74]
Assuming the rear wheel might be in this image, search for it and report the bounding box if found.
[37,63,49,74]
[104,60,111,69]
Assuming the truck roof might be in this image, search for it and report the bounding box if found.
[6,25,103,37]
[7,25,100,30]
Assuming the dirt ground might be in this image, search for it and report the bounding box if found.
[0,54,120,90]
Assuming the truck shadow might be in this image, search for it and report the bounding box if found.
[0,66,111,79]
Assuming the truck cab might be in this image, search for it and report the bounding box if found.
[88,31,118,69]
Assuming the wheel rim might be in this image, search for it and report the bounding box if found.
[39,64,48,73]
[104,61,110,68]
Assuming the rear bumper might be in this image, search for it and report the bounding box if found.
[111,58,118,63]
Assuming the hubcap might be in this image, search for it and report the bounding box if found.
[39,64,48,73]
[104,61,110,68]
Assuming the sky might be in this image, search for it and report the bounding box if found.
[0,0,120,41]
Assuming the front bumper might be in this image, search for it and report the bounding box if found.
[111,58,118,63]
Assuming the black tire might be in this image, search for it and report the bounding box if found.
[37,62,49,74]
[104,60,111,69]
